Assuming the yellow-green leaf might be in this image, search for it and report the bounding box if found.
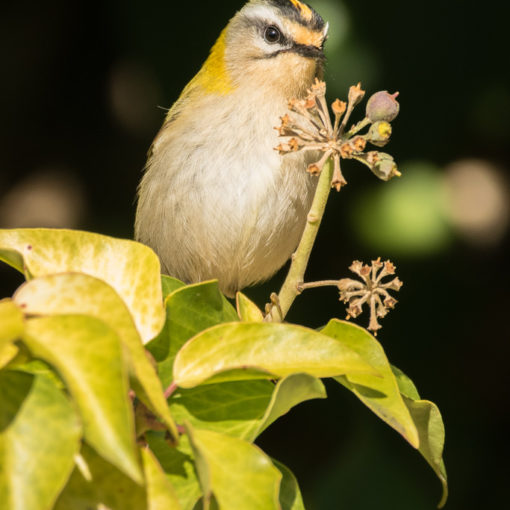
[142,448,182,510]
[273,460,305,510]
[255,373,327,437]
[404,397,448,508]
[391,364,420,399]
[392,366,448,508]
[169,381,276,440]
[236,293,264,322]
[0,228,164,343]
[0,370,81,510]
[169,374,326,442]
[55,444,147,510]
[24,315,143,484]
[161,275,186,300]
[14,273,177,439]
[148,281,238,388]
[10,359,66,390]
[173,322,378,389]
[0,298,23,348]
[146,432,202,510]
[0,343,19,369]
[0,299,23,369]
[186,425,282,510]
[323,319,419,447]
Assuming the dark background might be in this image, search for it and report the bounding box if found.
[1,1,508,508]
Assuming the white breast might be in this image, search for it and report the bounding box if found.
[135,88,316,296]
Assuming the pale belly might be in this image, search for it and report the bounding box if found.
[135,96,317,296]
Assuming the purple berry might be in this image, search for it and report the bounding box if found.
[366,91,400,122]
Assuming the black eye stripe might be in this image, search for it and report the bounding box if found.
[258,43,325,60]
[242,15,324,53]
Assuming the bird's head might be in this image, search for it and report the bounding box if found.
[198,0,328,99]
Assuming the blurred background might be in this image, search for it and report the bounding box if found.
[1,0,508,508]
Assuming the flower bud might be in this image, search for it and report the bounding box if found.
[367,121,392,147]
[366,91,400,122]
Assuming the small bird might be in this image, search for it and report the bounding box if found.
[135,0,328,297]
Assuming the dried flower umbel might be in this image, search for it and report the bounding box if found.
[267,82,403,333]
[338,259,403,333]
[276,79,401,191]
[298,259,403,334]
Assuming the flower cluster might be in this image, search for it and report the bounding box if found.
[276,79,401,190]
[338,259,403,333]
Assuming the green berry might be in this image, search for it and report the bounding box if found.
[367,121,392,147]
[372,153,401,181]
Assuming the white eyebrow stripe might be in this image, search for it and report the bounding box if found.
[241,4,282,27]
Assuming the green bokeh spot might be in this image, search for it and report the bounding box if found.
[354,162,452,255]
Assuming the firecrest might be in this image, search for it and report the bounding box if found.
[135,0,328,296]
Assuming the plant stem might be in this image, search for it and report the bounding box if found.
[346,117,371,138]
[164,382,178,400]
[298,280,341,291]
[267,158,335,322]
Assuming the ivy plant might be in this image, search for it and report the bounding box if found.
[0,228,447,510]
[0,83,447,509]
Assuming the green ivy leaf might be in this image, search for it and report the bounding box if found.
[0,299,24,348]
[147,432,202,510]
[173,322,378,388]
[391,364,420,399]
[142,448,182,510]
[392,366,448,508]
[0,245,24,274]
[0,228,165,343]
[23,315,143,484]
[0,299,23,368]
[57,444,186,510]
[236,292,264,322]
[170,374,326,441]
[405,398,448,508]
[14,273,177,440]
[55,444,147,510]
[0,343,18,370]
[170,380,275,440]
[255,373,327,438]
[148,281,238,388]
[0,299,23,369]
[10,359,66,390]
[161,275,186,300]
[322,319,419,447]
[186,425,282,510]
[0,370,81,510]
[273,460,306,510]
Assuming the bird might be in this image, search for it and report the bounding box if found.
[135,0,328,297]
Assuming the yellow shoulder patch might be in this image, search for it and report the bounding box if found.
[181,29,234,98]
[163,29,233,122]
[198,29,234,94]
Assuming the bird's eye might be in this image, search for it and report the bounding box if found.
[264,26,282,44]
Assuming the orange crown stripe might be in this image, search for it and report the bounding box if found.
[288,0,313,21]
